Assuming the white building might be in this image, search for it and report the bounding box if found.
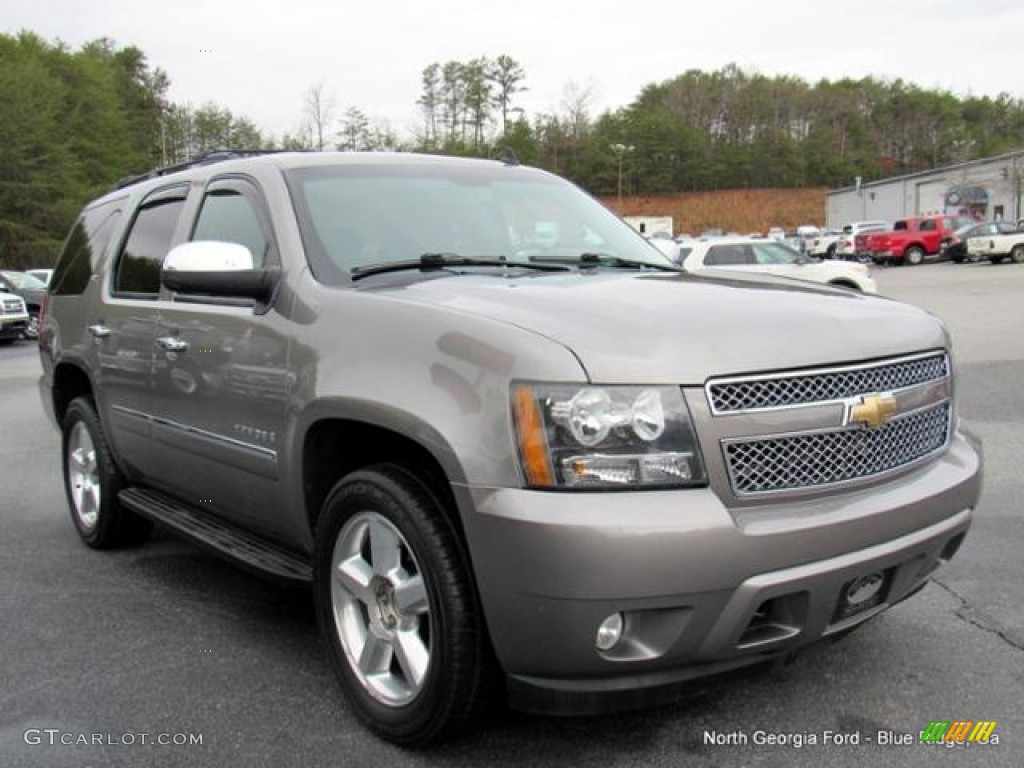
[623,216,674,237]
[827,150,1024,228]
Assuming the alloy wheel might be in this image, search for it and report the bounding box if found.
[67,421,100,531]
[330,510,432,706]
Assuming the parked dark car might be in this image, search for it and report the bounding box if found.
[943,221,1021,263]
[0,270,47,339]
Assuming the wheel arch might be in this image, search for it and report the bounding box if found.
[51,361,96,426]
[300,413,469,550]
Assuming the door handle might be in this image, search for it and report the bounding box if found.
[88,324,111,338]
[157,336,189,352]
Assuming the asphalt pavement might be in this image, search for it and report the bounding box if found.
[1,260,1021,767]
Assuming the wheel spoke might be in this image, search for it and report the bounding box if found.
[71,447,89,474]
[85,484,100,517]
[357,629,392,677]
[369,517,401,576]
[334,555,376,606]
[393,627,430,688]
[393,574,428,616]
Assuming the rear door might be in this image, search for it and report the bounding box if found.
[97,185,190,478]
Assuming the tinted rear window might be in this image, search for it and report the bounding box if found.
[113,189,188,296]
[51,203,122,296]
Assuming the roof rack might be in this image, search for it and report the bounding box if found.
[108,149,291,192]
[491,146,521,166]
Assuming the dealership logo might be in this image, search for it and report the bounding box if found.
[920,721,997,743]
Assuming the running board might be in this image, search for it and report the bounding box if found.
[119,487,312,585]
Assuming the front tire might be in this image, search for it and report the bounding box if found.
[314,465,494,746]
[1011,245,1024,264]
[62,397,152,548]
[22,309,40,340]
[905,246,925,266]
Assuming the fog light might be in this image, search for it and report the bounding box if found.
[595,612,624,651]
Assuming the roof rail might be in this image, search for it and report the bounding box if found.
[108,149,291,192]
[491,146,521,166]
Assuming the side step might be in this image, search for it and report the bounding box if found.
[119,487,313,585]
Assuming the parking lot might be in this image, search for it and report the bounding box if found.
[1,261,1021,767]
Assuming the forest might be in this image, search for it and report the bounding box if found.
[2,30,1024,267]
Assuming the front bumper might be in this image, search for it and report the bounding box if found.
[0,316,28,339]
[457,429,980,714]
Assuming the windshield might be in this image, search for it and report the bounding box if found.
[0,270,47,290]
[285,162,673,283]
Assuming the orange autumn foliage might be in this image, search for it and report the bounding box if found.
[603,188,829,236]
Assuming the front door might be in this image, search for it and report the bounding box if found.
[149,177,293,537]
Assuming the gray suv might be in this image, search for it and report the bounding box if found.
[39,151,982,745]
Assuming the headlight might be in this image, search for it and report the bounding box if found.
[511,383,707,489]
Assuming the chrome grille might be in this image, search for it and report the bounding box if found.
[724,403,950,495]
[2,299,23,314]
[708,353,949,413]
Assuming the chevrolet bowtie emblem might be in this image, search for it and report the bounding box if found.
[848,393,898,429]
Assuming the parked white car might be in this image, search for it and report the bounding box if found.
[678,237,877,293]
[645,232,681,260]
[835,220,890,260]
[806,229,843,258]
[26,268,54,286]
[966,227,1024,264]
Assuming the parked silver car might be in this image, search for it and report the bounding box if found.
[0,269,47,339]
[39,151,981,745]
[0,290,29,343]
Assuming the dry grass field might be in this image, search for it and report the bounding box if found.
[604,188,829,236]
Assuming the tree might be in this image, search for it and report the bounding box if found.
[462,58,492,149]
[489,55,527,134]
[304,82,335,151]
[337,107,371,151]
[164,102,269,161]
[439,60,466,146]
[415,55,525,152]
[0,34,75,267]
[417,63,442,148]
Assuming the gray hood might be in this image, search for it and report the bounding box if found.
[379,269,947,384]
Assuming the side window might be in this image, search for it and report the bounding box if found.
[752,244,794,265]
[114,187,188,295]
[51,205,122,296]
[191,181,270,267]
[919,219,936,232]
[705,245,750,266]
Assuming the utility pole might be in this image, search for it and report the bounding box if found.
[612,143,634,204]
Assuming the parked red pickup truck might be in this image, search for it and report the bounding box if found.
[863,215,975,265]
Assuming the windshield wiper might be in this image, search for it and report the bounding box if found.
[350,252,571,280]
[530,252,682,272]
